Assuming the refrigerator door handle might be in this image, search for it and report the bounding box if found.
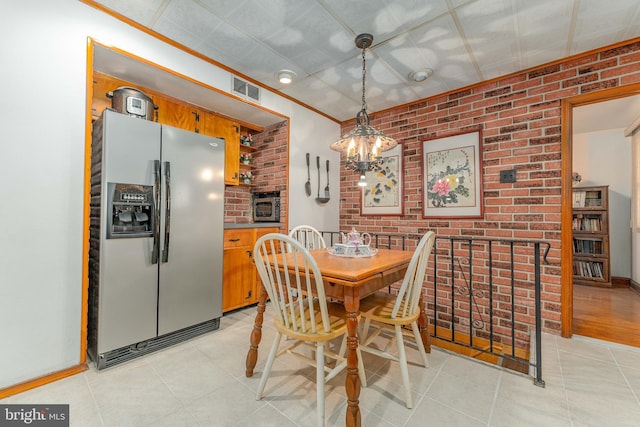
[161,161,171,263]
[152,160,161,264]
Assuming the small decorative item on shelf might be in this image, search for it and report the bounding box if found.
[572,172,582,186]
[240,153,253,164]
[240,134,253,146]
[239,171,254,184]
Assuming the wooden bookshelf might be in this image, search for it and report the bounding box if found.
[572,185,610,287]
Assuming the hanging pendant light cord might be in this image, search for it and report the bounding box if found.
[361,44,367,114]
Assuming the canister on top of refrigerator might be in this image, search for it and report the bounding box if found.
[106,87,158,121]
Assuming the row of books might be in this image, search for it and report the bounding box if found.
[573,238,603,254]
[572,190,603,208]
[573,261,605,279]
[572,217,602,232]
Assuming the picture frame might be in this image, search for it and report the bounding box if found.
[422,130,483,219]
[360,143,404,216]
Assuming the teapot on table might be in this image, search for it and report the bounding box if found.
[340,227,372,247]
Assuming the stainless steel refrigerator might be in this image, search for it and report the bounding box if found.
[88,109,224,369]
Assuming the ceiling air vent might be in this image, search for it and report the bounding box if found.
[231,76,261,104]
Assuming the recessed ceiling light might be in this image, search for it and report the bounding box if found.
[408,68,433,83]
[277,69,296,84]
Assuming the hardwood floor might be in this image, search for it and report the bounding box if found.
[573,284,640,348]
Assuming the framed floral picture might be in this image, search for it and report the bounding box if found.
[422,130,483,218]
[361,143,403,216]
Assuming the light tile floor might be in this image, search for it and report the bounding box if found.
[3,306,640,426]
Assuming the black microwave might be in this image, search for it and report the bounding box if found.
[253,192,280,222]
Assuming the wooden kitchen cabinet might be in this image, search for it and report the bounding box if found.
[223,227,278,312]
[155,106,242,185]
[204,113,240,185]
[223,247,254,312]
[92,73,251,186]
[91,73,116,120]
[154,97,202,133]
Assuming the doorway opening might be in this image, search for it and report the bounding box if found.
[561,83,640,347]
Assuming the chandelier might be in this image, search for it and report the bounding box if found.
[330,33,398,186]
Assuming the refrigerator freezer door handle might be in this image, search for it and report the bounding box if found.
[161,161,171,263]
[152,160,161,264]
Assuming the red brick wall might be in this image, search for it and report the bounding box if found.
[339,39,640,337]
[224,120,289,234]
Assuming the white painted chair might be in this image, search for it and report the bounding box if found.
[288,225,327,250]
[358,231,435,409]
[254,233,364,426]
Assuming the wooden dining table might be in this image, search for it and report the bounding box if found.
[245,248,431,427]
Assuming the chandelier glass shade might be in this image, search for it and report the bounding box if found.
[330,34,398,178]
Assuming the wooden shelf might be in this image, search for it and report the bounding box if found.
[572,185,610,287]
[239,132,260,186]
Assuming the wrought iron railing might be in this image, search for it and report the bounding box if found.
[316,230,549,387]
[431,236,549,387]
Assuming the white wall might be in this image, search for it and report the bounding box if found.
[0,0,339,389]
[624,116,640,284]
[284,110,341,233]
[573,129,632,278]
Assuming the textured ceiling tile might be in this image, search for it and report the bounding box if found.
[515,0,573,34]
[198,0,251,18]
[456,0,515,47]
[450,0,475,7]
[410,78,454,100]
[95,0,166,26]
[572,0,640,53]
[235,47,298,82]
[324,0,449,42]
[322,0,390,31]
[519,44,567,70]
[383,44,436,77]
[262,2,353,72]
[436,62,479,88]
[288,48,336,77]
[316,60,363,103]
[154,19,210,51]
[505,0,573,69]
[383,0,449,31]
[338,56,411,113]
[197,21,258,64]
[91,0,640,121]
[155,0,222,39]
[282,76,358,119]
[367,56,406,87]
[406,14,476,81]
[224,0,294,40]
